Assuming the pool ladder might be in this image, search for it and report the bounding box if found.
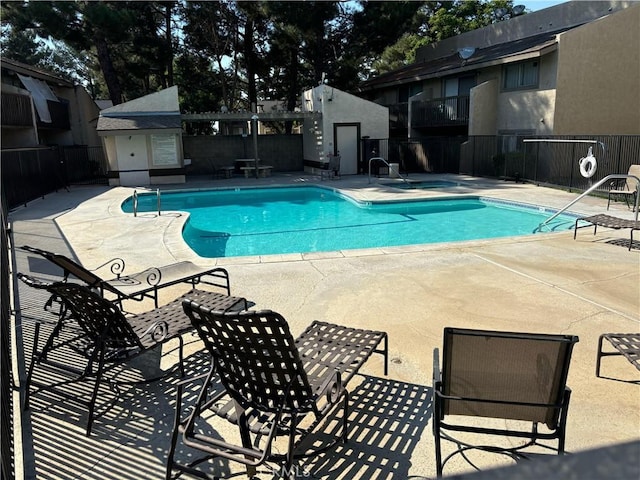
[132,189,162,217]
[368,157,413,188]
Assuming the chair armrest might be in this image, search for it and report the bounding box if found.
[128,267,162,287]
[318,370,344,405]
[433,348,441,386]
[198,267,232,295]
[140,320,169,342]
[92,257,126,278]
[17,272,52,290]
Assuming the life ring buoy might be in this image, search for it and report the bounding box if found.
[579,149,597,178]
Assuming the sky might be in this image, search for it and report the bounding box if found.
[523,0,569,11]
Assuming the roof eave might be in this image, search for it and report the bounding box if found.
[360,42,558,91]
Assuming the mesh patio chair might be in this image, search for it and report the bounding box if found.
[20,244,236,308]
[166,301,388,479]
[607,164,640,210]
[18,274,246,435]
[432,327,579,477]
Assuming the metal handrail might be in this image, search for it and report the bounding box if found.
[133,190,138,217]
[132,189,161,217]
[539,174,639,227]
[368,157,412,187]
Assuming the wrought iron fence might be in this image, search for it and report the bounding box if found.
[1,145,107,209]
[362,135,640,193]
[1,190,15,480]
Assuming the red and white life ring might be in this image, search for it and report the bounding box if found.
[579,148,597,178]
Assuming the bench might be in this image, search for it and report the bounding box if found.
[574,214,639,250]
[240,165,273,178]
[215,165,235,179]
[596,333,640,377]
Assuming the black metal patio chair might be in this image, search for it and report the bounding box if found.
[432,327,579,477]
[18,273,246,435]
[166,301,388,479]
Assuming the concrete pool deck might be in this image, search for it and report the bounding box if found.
[8,173,640,479]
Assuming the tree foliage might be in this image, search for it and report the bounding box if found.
[1,0,523,112]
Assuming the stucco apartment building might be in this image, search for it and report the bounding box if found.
[1,57,101,149]
[358,1,640,142]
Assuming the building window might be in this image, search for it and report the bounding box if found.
[503,61,538,90]
[398,82,422,103]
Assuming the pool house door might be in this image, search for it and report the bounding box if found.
[334,123,360,175]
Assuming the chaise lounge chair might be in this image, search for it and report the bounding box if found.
[166,302,388,479]
[18,273,247,435]
[432,327,579,477]
[596,333,640,379]
[573,214,639,250]
[20,245,236,307]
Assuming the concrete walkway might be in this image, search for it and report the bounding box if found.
[8,173,639,479]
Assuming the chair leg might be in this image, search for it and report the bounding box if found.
[433,398,443,477]
[24,320,66,410]
[596,334,605,377]
[165,382,185,480]
[284,415,300,480]
[177,336,185,377]
[341,392,349,443]
[86,345,107,436]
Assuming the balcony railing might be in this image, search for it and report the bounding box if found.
[1,94,71,130]
[383,96,471,131]
[1,93,33,127]
[411,95,470,128]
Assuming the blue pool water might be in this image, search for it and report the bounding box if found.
[122,186,576,258]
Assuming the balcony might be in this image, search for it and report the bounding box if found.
[37,99,71,130]
[410,95,470,128]
[1,92,33,127]
[383,96,470,132]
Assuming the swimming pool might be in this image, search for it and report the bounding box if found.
[122,186,576,258]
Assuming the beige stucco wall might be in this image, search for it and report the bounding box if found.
[468,80,498,136]
[70,86,102,146]
[554,4,640,135]
[471,53,557,135]
[302,85,388,166]
[497,89,556,134]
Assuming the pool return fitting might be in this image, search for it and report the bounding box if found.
[368,157,413,188]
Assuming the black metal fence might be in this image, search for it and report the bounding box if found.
[1,145,107,210]
[364,135,640,193]
[3,136,639,210]
[1,190,15,480]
